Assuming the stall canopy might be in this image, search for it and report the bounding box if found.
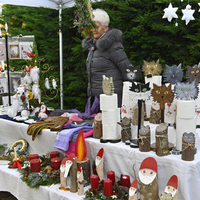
[0,0,76,109]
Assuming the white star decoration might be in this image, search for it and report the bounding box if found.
[163,3,178,22]
[182,4,195,25]
[198,3,200,12]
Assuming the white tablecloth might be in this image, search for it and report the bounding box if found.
[0,118,200,200]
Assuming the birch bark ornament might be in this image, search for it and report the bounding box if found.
[77,166,84,195]
[95,148,104,181]
[93,113,102,139]
[149,101,161,124]
[139,157,158,200]
[151,84,174,123]
[117,116,132,142]
[129,179,138,200]
[139,125,151,152]
[181,132,195,161]
[75,129,90,186]
[155,123,171,156]
[164,175,178,200]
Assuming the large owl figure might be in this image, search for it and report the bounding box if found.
[142,59,162,77]
[174,80,199,100]
[163,64,183,84]
[186,63,200,85]
[102,75,114,95]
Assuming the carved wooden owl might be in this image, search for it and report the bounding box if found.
[186,64,200,85]
[142,59,162,77]
[182,132,195,143]
[102,75,114,95]
[160,192,173,200]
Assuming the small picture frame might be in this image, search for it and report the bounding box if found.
[9,43,20,59]
[0,44,6,61]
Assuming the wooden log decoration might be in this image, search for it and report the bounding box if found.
[93,113,102,139]
[117,116,132,142]
[139,157,158,200]
[132,103,144,126]
[77,166,84,196]
[181,132,195,161]
[76,157,90,187]
[70,158,78,193]
[149,101,161,124]
[155,123,170,156]
[139,125,151,152]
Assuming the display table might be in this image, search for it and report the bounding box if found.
[0,118,200,200]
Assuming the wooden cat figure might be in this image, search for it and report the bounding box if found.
[102,75,114,95]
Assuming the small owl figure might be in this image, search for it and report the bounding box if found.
[142,59,162,77]
[174,80,199,100]
[160,192,173,200]
[102,75,114,95]
[163,64,183,84]
[186,63,200,85]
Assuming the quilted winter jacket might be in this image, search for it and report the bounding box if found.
[82,28,132,107]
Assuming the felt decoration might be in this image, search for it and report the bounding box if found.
[186,63,200,85]
[129,179,138,200]
[93,113,102,139]
[123,64,141,81]
[182,4,195,25]
[26,51,35,58]
[32,83,41,104]
[77,166,84,195]
[160,192,173,200]
[24,74,32,85]
[30,66,40,83]
[139,157,158,200]
[149,101,161,124]
[181,132,195,161]
[50,116,69,132]
[52,78,57,89]
[95,148,104,181]
[45,78,50,89]
[162,3,178,22]
[151,84,174,123]
[102,75,114,95]
[117,116,132,142]
[142,59,162,77]
[139,125,151,152]
[155,123,170,156]
[164,175,178,200]
[163,64,183,84]
[174,80,199,100]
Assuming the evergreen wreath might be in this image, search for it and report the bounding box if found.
[73,0,97,38]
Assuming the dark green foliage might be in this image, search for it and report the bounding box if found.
[1,0,200,111]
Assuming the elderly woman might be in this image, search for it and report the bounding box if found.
[82,8,133,107]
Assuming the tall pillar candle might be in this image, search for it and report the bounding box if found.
[51,157,61,170]
[30,158,41,172]
[104,178,112,196]
[122,175,130,187]
[107,170,115,186]
[90,174,99,189]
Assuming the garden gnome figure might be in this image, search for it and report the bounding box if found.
[77,166,84,196]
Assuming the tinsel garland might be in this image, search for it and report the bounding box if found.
[73,0,97,38]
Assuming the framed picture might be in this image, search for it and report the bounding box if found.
[9,43,20,59]
[0,44,6,61]
[19,42,33,59]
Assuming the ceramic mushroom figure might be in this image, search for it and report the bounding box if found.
[59,153,75,190]
[139,157,158,200]
[129,179,138,200]
[164,175,178,200]
[95,148,104,181]
[77,166,84,196]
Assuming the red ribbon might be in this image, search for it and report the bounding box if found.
[13,161,22,169]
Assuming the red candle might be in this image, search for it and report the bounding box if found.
[30,158,41,172]
[50,151,60,160]
[28,154,39,161]
[51,157,61,170]
[104,178,112,196]
[90,174,99,189]
[122,175,130,187]
[107,170,115,186]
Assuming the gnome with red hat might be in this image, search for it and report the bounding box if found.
[95,148,104,181]
[164,175,178,200]
[129,179,138,200]
[59,153,75,191]
[38,103,48,118]
[77,166,84,196]
[139,157,158,200]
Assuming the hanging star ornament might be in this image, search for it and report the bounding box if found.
[163,3,178,22]
[198,3,200,12]
[182,4,195,25]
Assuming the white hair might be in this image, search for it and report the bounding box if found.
[92,9,110,27]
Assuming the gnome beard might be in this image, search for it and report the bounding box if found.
[64,160,73,178]
[139,169,156,185]
[60,164,67,188]
[165,186,177,197]
[95,156,104,181]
